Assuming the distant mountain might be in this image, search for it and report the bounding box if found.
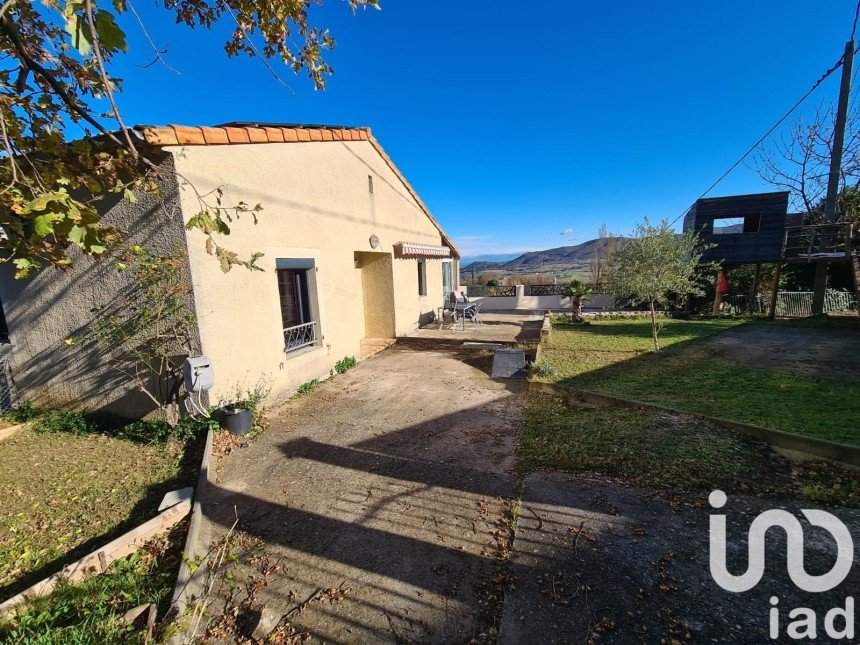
[459,253,522,267]
[460,238,622,275]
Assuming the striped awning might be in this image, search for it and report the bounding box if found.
[395,242,451,259]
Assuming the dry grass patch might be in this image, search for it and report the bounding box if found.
[0,426,191,596]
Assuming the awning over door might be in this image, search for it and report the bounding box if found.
[395,242,452,259]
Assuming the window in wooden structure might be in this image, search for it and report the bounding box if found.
[417,259,427,296]
[713,214,761,234]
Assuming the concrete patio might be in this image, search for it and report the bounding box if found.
[195,345,524,642]
[402,311,543,347]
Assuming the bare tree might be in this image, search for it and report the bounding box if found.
[589,223,619,288]
[751,102,860,220]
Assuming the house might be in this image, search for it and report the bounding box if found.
[0,123,460,416]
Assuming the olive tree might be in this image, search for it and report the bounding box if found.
[608,218,712,351]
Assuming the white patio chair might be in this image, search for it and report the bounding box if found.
[463,299,483,328]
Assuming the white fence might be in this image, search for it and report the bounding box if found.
[725,290,857,317]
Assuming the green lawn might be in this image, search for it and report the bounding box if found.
[535,317,860,445]
[0,426,191,596]
[522,394,858,506]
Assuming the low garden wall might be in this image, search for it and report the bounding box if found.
[462,285,615,311]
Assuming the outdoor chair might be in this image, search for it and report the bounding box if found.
[463,299,483,328]
[446,290,468,330]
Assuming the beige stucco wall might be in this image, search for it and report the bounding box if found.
[168,140,450,402]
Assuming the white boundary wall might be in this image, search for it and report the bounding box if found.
[462,285,615,311]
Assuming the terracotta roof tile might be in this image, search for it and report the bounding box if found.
[296,129,311,142]
[331,129,344,141]
[246,127,267,143]
[171,125,205,145]
[308,129,323,142]
[281,128,299,142]
[140,126,179,146]
[224,127,250,144]
[200,127,229,144]
[263,127,284,142]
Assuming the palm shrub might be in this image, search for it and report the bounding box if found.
[561,279,594,323]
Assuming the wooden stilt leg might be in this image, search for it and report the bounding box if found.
[768,263,782,319]
[712,269,725,315]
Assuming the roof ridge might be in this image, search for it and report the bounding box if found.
[134,124,460,256]
[136,124,370,146]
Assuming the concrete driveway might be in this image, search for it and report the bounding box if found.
[200,345,524,642]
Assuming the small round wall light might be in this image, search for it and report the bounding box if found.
[369,234,380,249]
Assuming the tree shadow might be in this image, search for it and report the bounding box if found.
[0,433,205,600]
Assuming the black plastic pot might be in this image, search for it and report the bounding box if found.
[223,407,252,436]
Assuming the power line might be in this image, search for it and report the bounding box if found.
[670,53,846,227]
[851,0,860,43]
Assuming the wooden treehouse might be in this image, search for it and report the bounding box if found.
[683,191,860,316]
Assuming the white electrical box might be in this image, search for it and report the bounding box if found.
[183,355,214,392]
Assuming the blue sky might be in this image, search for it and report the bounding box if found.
[110,1,859,258]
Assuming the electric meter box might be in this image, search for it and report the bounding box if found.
[183,355,214,392]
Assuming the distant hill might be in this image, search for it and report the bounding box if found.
[460,253,522,267]
[461,237,621,276]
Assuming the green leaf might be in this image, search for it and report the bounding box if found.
[67,224,87,245]
[12,258,34,279]
[94,10,128,53]
[65,14,91,56]
[123,188,137,203]
[213,218,230,235]
[33,213,61,236]
[20,191,70,214]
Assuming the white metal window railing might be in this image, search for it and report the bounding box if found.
[284,321,317,352]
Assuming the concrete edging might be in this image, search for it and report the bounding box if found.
[165,427,214,624]
[532,312,553,367]
[529,381,860,467]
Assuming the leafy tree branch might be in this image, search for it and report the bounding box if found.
[0,0,379,277]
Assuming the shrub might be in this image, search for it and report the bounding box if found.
[3,401,43,423]
[30,409,104,436]
[29,408,204,445]
[335,356,357,374]
[228,378,272,422]
[532,361,558,379]
[296,379,319,395]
